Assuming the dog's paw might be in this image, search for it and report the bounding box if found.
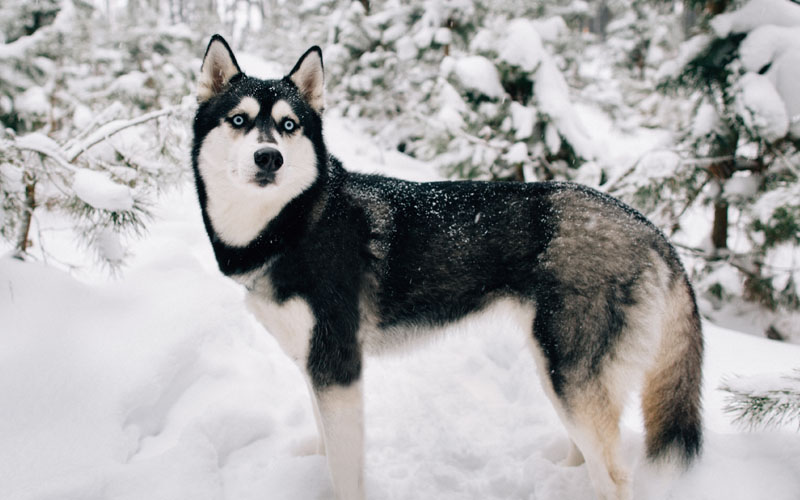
[315,438,326,456]
[559,440,585,467]
[541,437,585,467]
[292,435,326,456]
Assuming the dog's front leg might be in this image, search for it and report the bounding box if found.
[314,381,365,500]
[301,376,327,455]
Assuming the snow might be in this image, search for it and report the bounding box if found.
[654,34,712,81]
[535,57,597,160]
[503,142,528,164]
[394,36,418,61]
[233,53,283,80]
[724,172,760,201]
[449,56,505,99]
[72,169,135,211]
[438,81,468,115]
[711,0,800,37]
[96,227,127,264]
[433,27,453,46]
[531,16,568,42]
[707,2,800,140]
[498,19,545,72]
[0,0,74,60]
[738,25,800,73]
[509,101,535,140]
[111,71,152,99]
[3,120,800,500]
[15,132,64,160]
[722,370,800,399]
[734,72,789,142]
[737,25,800,139]
[544,122,561,155]
[14,86,50,116]
[691,100,721,139]
[4,3,800,496]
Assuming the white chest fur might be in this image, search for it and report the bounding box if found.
[245,292,316,366]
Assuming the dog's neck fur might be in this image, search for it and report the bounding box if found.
[191,143,334,277]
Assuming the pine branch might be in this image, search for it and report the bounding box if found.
[672,242,800,274]
[720,370,800,431]
[64,107,176,162]
[15,133,78,173]
[61,102,126,153]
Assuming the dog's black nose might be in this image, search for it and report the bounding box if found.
[254,147,283,172]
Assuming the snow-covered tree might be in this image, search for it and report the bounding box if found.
[315,0,601,183]
[0,0,198,270]
[621,0,800,338]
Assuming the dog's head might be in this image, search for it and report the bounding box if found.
[193,35,326,246]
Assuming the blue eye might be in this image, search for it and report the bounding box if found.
[282,119,296,132]
[231,114,246,127]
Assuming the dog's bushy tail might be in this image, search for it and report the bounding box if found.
[641,276,704,467]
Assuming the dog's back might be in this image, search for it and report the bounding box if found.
[340,170,703,497]
[192,36,702,500]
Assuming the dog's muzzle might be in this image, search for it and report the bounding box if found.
[253,147,283,186]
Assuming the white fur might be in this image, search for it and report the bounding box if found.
[245,292,315,366]
[362,296,535,355]
[198,40,240,103]
[271,100,297,123]
[290,50,325,112]
[314,382,365,500]
[197,98,318,247]
[305,377,327,455]
[233,96,260,119]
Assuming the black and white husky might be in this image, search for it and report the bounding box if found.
[192,35,703,500]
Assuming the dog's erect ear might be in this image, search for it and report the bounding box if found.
[288,46,324,113]
[198,35,242,103]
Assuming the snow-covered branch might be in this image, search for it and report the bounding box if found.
[64,107,176,162]
[721,370,800,431]
[0,0,74,60]
[15,106,176,169]
[15,133,78,173]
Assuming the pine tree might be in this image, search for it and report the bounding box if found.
[625,0,800,335]
[0,0,198,270]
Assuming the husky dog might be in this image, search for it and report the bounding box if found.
[192,35,703,500]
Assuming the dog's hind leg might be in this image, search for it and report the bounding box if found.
[530,341,629,499]
[314,381,365,500]
[527,297,634,499]
[561,387,631,500]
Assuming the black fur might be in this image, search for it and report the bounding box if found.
[192,38,704,476]
[193,77,677,391]
[192,72,328,276]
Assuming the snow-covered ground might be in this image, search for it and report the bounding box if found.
[2,117,800,500]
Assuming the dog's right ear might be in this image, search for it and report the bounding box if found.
[198,35,242,103]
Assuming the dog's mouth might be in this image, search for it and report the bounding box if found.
[253,171,276,187]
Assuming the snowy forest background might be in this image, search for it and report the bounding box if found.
[2,0,799,341]
[2,1,800,499]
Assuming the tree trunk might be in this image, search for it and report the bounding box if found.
[707,0,729,15]
[711,198,728,250]
[592,1,612,40]
[707,125,738,250]
[15,174,37,258]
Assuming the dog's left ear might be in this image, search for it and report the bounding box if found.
[288,46,324,113]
